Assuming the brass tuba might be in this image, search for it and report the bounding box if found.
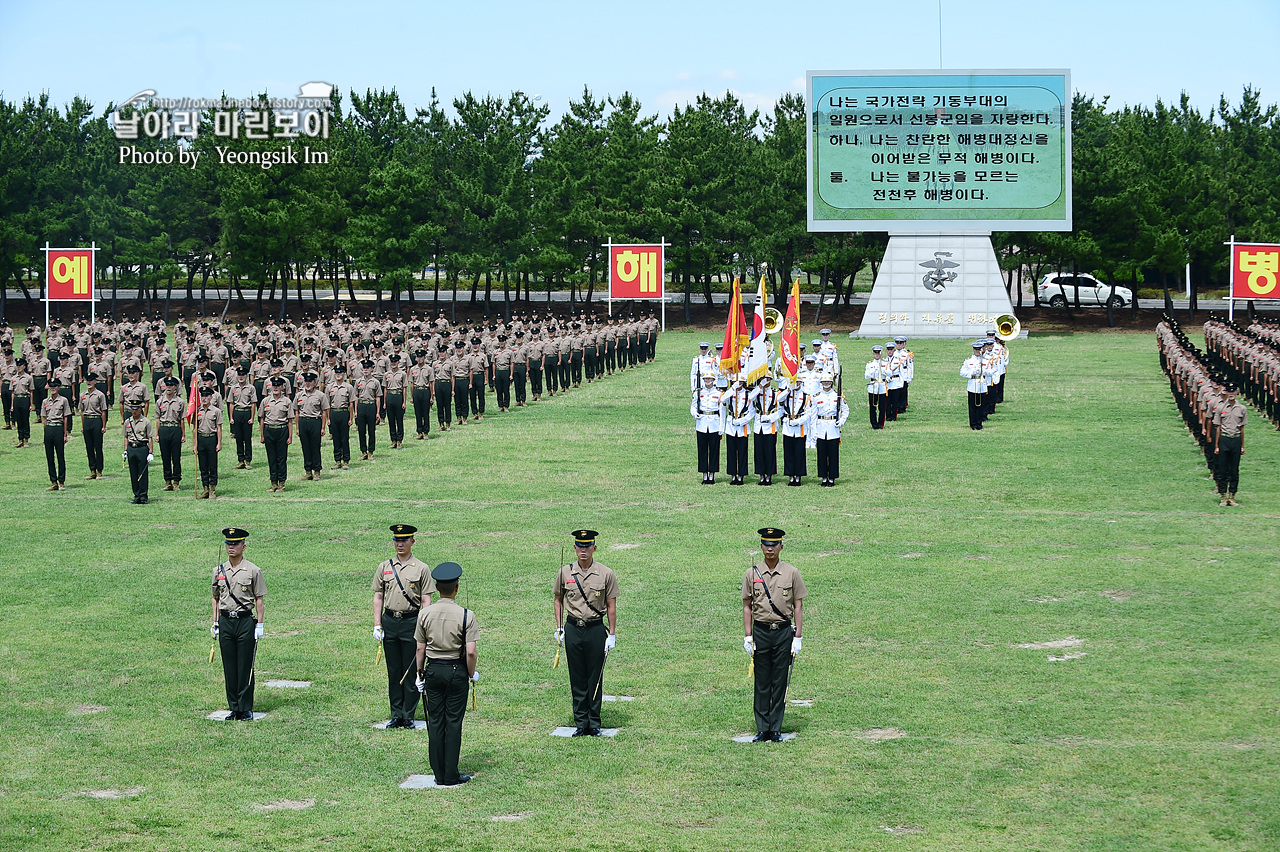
[763,307,784,335]
[995,314,1021,342]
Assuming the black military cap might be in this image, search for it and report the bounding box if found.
[470,337,481,345]
[270,376,285,386]
[571,529,599,547]
[198,386,212,396]
[48,377,62,387]
[515,331,524,338]
[161,359,174,367]
[431,561,462,583]
[86,374,98,382]
[197,354,210,362]
[758,527,786,543]
[414,350,426,358]
[390,523,417,540]
[389,354,401,362]
[257,345,269,352]
[127,364,142,373]
[334,363,347,373]
[498,335,507,342]
[1225,383,1238,393]
[222,527,249,543]
[236,365,248,375]
[164,376,179,386]
[270,358,283,368]
[302,371,318,382]
[361,358,374,368]
[57,351,69,358]
[453,340,465,349]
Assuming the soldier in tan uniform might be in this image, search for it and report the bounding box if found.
[492,336,513,412]
[553,530,618,736]
[328,364,355,468]
[259,377,294,492]
[354,360,382,458]
[155,377,187,490]
[193,386,223,498]
[122,401,155,503]
[413,560,478,785]
[40,377,73,490]
[227,366,258,470]
[210,527,265,720]
[383,354,408,448]
[10,358,34,446]
[1213,383,1248,506]
[79,374,109,479]
[373,524,435,728]
[409,350,434,439]
[742,528,806,742]
[294,372,330,480]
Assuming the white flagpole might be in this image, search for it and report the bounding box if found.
[1227,234,1235,322]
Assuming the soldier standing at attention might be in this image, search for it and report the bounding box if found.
[259,376,295,491]
[11,358,33,446]
[1213,383,1247,507]
[432,344,454,431]
[156,377,186,491]
[119,364,152,420]
[864,345,889,430]
[960,340,990,431]
[553,530,618,736]
[295,372,330,480]
[123,400,154,503]
[327,364,354,469]
[693,372,726,485]
[414,561,479,785]
[355,360,382,459]
[40,377,73,490]
[749,376,781,486]
[492,335,513,412]
[720,378,753,486]
[812,373,850,487]
[383,354,408,448]
[227,366,258,470]
[211,528,265,721]
[779,379,812,487]
[193,386,223,498]
[467,338,489,421]
[450,340,471,425]
[409,349,434,439]
[512,331,529,407]
[743,528,805,742]
[373,524,435,729]
[79,374,109,480]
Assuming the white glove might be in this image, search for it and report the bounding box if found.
[604,634,616,653]
[122,451,128,459]
[146,453,154,463]
[210,624,219,638]
[744,635,755,654]
[415,673,425,693]
[791,637,802,655]
[470,671,480,683]
[554,628,565,644]
[373,626,384,642]
[254,623,264,640]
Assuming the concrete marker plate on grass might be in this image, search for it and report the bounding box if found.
[205,711,268,721]
[550,726,619,737]
[400,774,473,789]
[731,732,797,743]
[265,680,312,688]
[601,694,635,702]
[373,720,426,730]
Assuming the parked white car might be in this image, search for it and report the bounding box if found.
[1037,273,1132,308]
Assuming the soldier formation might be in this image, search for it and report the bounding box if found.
[0,309,661,498]
[957,331,1009,430]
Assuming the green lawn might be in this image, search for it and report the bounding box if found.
[1,331,1276,851]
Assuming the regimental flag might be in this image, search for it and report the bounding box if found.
[720,277,748,372]
[741,275,771,384]
[778,280,801,380]
[185,374,200,423]
[1231,242,1280,300]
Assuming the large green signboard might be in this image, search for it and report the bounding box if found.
[808,70,1071,232]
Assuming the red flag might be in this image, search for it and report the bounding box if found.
[779,280,801,381]
[185,374,200,423]
[720,277,748,372]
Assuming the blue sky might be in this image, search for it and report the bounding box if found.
[1,0,1276,122]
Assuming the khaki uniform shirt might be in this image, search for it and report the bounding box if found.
[329,381,354,409]
[492,348,513,369]
[213,558,266,613]
[384,369,408,393]
[157,395,186,426]
[123,416,155,444]
[196,403,223,434]
[81,388,108,417]
[121,380,152,408]
[372,556,434,612]
[41,394,73,426]
[554,560,619,622]
[356,377,381,403]
[296,388,330,418]
[260,395,295,426]
[410,364,434,388]
[415,598,480,660]
[1214,401,1248,437]
[742,561,806,624]
[11,372,34,396]
[449,357,471,380]
[229,382,258,409]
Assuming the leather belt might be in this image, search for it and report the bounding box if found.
[220,609,254,618]
[128,442,146,447]
[754,619,791,631]
[426,657,459,666]
[383,608,420,619]
[300,415,321,420]
[817,415,838,420]
[569,617,603,628]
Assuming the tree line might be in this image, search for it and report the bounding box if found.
[0,85,1276,324]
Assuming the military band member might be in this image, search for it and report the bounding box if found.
[982,336,1000,417]
[328,364,354,468]
[864,345,889,430]
[156,377,186,490]
[780,380,811,486]
[884,341,904,421]
[812,374,850,487]
[259,377,295,491]
[11,359,33,446]
[818,328,840,376]
[743,528,805,742]
[123,401,155,503]
[41,377,72,490]
[374,524,435,728]
[960,340,992,430]
[986,330,1007,406]
[414,561,478,784]
[553,530,618,736]
[895,337,913,412]
[409,350,434,439]
[211,527,265,720]
[295,372,330,479]
[193,386,223,498]
[80,374,108,479]
[355,361,382,458]
[749,376,782,485]
[721,378,753,486]
[227,366,258,469]
[693,372,726,484]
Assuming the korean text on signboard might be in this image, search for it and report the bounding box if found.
[1231,243,1280,300]
[46,249,94,300]
[807,70,1071,232]
[609,245,664,300]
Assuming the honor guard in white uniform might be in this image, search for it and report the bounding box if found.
[961,340,993,430]
[981,337,1000,418]
[692,372,726,484]
[986,330,1008,406]
[690,341,717,392]
[797,354,823,396]
[749,376,782,486]
[811,373,850,487]
[895,336,913,412]
[713,343,731,389]
[818,329,840,375]
[884,341,905,421]
[865,345,889,429]
[720,378,753,486]
[779,379,812,486]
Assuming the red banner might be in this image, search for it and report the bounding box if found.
[46,248,95,300]
[779,280,801,380]
[1232,243,1280,300]
[608,244,663,299]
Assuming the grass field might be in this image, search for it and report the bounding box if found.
[1,330,1276,851]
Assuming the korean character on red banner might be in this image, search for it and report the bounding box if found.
[47,250,94,300]
[1235,247,1279,298]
